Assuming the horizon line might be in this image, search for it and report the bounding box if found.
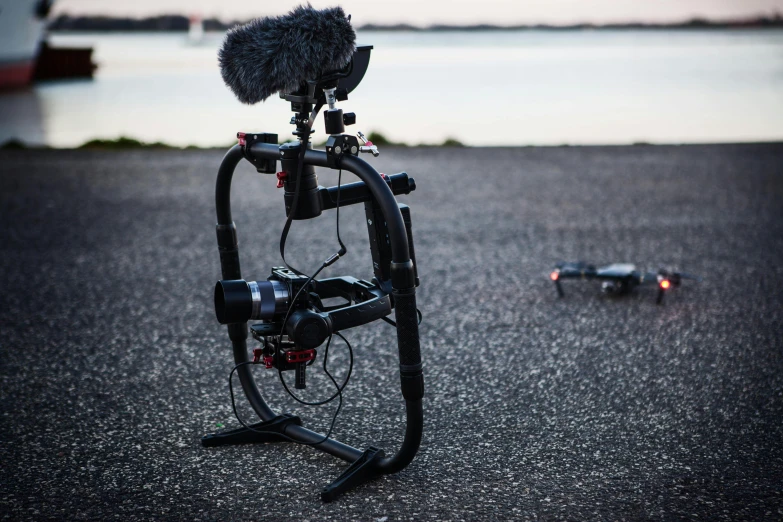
[48,12,783,31]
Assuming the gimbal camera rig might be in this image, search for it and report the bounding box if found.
[202,46,424,502]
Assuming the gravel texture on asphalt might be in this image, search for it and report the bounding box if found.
[1,144,782,521]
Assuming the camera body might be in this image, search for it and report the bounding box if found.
[215,267,331,349]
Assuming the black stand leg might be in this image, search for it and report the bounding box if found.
[201,414,302,447]
[321,446,385,502]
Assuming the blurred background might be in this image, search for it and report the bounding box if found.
[1,0,782,148]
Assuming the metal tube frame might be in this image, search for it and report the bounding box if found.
[211,143,424,499]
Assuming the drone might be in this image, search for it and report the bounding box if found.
[549,262,701,304]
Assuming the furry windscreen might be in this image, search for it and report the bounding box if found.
[219,5,356,104]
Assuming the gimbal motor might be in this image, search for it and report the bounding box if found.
[215,265,397,389]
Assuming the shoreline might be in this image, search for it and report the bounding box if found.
[3,136,783,151]
[47,15,783,33]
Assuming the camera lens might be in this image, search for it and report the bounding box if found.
[214,279,289,324]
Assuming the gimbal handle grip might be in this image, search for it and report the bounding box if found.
[249,142,412,264]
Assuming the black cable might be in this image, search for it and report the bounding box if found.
[276,331,353,406]
[252,143,352,441]
[334,169,347,258]
[275,164,348,360]
[279,103,323,276]
[228,360,342,446]
[278,130,309,276]
[227,331,353,445]
[229,108,357,447]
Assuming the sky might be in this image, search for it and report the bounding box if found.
[52,0,783,25]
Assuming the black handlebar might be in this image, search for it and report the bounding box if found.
[249,142,413,264]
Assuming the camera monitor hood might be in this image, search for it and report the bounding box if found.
[283,45,372,104]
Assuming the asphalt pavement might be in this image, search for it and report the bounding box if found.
[1,143,782,520]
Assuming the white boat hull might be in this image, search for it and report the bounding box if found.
[0,0,49,87]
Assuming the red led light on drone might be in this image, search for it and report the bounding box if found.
[550,272,559,281]
[660,280,671,290]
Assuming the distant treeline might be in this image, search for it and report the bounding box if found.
[49,15,223,32]
[48,14,783,32]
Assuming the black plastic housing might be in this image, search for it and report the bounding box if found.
[214,279,280,325]
[280,142,322,220]
[337,46,372,95]
[324,108,345,135]
[281,46,373,105]
[214,280,252,324]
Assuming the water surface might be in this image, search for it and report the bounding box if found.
[1,29,782,147]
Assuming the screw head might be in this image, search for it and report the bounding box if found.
[367,219,373,225]
[335,146,342,154]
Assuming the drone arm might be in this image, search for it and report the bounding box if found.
[550,265,604,298]
[565,269,597,279]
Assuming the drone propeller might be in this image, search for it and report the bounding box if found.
[676,272,703,282]
[657,269,703,283]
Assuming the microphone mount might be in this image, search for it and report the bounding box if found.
[278,46,372,139]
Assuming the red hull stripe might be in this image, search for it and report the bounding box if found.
[0,61,35,88]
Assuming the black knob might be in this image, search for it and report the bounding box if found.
[324,108,345,135]
[343,112,356,126]
[295,363,307,389]
[286,310,331,349]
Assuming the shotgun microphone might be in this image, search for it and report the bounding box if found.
[219,5,356,105]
